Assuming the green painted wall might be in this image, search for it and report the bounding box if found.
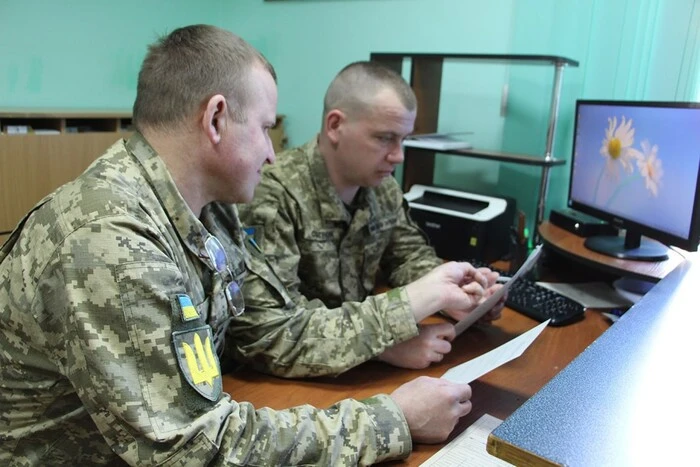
[219,0,517,156]
[219,0,518,193]
[0,0,222,110]
[1,0,517,139]
[1,0,697,236]
[500,0,700,236]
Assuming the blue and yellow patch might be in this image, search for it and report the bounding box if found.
[243,226,264,255]
[177,294,199,321]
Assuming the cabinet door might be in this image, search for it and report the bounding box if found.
[0,133,122,232]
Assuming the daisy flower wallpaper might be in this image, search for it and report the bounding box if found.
[570,102,700,240]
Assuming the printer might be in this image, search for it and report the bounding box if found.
[404,184,516,262]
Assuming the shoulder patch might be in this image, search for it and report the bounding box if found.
[172,326,222,401]
[243,225,265,256]
[176,294,199,321]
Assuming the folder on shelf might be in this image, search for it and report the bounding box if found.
[403,132,473,150]
[3,125,31,134]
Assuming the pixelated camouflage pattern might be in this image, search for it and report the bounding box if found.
[234,138,443,378]
[0,133,411,465]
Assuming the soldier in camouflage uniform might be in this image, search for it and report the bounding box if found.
[0,26,475,465]
[235,61,504,378]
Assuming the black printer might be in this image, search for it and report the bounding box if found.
[404,185,516,263]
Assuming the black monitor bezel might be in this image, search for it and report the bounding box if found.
[567,99,700,252]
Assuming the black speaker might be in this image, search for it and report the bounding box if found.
[549,208,618,237]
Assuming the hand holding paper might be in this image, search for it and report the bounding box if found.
[453,245,543,336]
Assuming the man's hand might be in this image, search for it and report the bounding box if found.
[442,267,505,323]
[477,283,506,324]
[391,376,472,444]
[476,267,499,288]
[405,262,488,322]
[377,322,455,369]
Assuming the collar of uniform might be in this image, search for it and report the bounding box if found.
[363,183,380,218]
[305,137,366,223]
[306,138,383,223]
[125,132,211,260]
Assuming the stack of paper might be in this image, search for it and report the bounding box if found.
[403,132,473,150]
[420,414,513,466]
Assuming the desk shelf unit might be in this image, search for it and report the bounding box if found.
[369,53,578,233]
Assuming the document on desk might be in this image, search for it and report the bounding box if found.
[442,320,550,384]
[454,245,543,336]
[420,414,513,466]
[536,281,634,309]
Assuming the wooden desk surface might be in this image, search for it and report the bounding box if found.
[539,221,684,282]
[223,308,609,465]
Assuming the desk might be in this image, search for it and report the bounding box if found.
[487,256,696,466]
[223,308,609,465]
[539,221,684,282]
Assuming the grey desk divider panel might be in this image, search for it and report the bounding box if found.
[488,257,698,466]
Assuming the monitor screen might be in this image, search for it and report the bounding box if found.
[568,100,700,261]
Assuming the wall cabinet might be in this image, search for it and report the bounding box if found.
[0,110,132,235]
[0,110,287,236]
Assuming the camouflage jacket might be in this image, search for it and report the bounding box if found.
[234,138,443,378]
[0,133,411,466]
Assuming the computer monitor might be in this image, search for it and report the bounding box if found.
[568,99,700,261]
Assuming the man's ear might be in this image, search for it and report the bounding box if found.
[202,94,228,145]
[324,109,346,145]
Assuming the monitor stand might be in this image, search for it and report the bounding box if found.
[612,276,657,303]
[584,231,669,262]
[539,221,682,286]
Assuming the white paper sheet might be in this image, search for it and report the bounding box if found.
[536,281,634,309]
[403,133,473,150]
[420,414,513,466]
[442,320,550,384]
[454,245,543,335]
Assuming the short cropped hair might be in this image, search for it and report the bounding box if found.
[133,24,276,131]
[322,61,416,124]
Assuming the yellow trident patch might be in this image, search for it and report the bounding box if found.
[173,326,222,401]
[182,333,219,386]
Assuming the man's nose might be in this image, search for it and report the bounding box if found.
[387,142,404,164]
[267,139,277,164]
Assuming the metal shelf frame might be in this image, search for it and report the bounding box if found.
[370,52,579,232]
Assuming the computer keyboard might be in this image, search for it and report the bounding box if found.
[460,257,585,326]
[505,277,585,326]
